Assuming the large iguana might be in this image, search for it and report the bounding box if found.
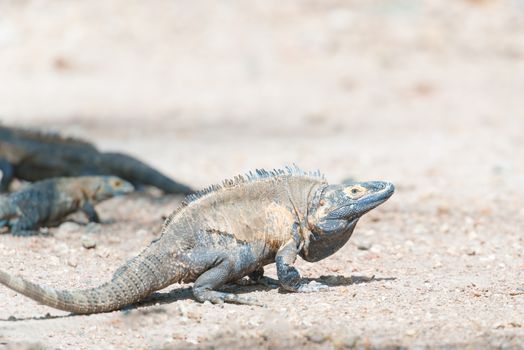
[0,176,134,236]
[0,167,394,314]
[0,126,193,194]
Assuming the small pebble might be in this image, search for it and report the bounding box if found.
[81,236,97,249]
[406,329,416,336]
[307,334,326,344]
[67,258,78,267]
[357,241,372,250]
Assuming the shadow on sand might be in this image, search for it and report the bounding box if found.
[0,274,396,321]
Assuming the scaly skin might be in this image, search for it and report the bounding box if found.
[0,176,134,236]
[0,126,193,194]
[0,167,394,314]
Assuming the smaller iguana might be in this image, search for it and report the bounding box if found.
[0,126,193,194]
[0,176,134,236]
[0,167,394,314]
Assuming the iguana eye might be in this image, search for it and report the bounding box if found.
[344,185,366,198]
[319,199,326,206]
[114,180,122,187]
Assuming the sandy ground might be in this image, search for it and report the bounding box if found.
[1,0,524,349]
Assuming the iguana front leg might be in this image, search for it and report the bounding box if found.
[82,202,100,223]
[276,239,329,293]
[0,159,14,192]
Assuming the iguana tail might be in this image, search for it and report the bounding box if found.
[0,245,180,314]
[100,152,193,195]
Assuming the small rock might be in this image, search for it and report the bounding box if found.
[307,334,326,344]
[7,315,16,321]
[340,335,359,347]
[405,329,416,336]
[466,248,477,256]
[81,236,97,249]
[356,241,372,250]
[67,258,78,268]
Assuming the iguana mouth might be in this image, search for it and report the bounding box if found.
[358,182,395,210]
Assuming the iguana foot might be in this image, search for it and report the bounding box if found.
[193,290,264,306]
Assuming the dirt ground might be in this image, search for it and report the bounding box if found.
[1,0,524,349]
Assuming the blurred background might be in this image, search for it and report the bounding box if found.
[1,1,524,348]
[0,0,524,191]
[1,0,523,193]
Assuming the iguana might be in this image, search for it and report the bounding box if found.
[0,176,134,236]
[0,167,394,314]
[0,125,193,194]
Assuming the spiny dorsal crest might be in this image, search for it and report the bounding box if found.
[183,165,324,205]
[160,165,325,233]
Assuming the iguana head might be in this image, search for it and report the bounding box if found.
[302,181,394,262]
[89,176,135,201]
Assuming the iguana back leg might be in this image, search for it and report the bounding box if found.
[191,254,263,306]
[9,203,42,236]
[248,267,279,287]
